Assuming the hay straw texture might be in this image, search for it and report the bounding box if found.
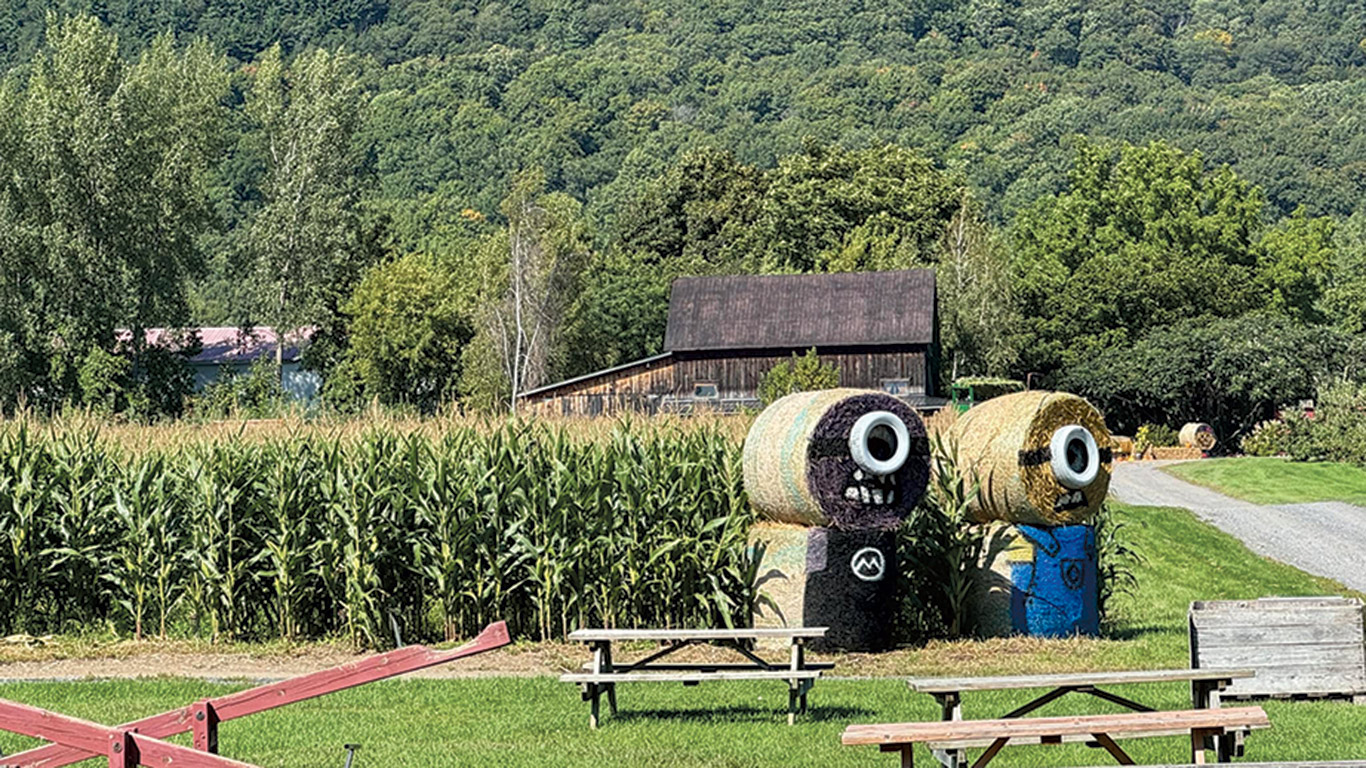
[950,391,1112,526]
[1179,422,1217,450]
[743,389,930,530]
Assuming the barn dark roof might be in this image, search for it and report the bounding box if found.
[663,270,935,352]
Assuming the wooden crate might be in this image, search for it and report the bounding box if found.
[1190,597,1366,702]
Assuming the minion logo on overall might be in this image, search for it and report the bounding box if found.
[850,547,886,582]
[744,389,931,652]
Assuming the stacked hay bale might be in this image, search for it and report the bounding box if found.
[951,391,1110,638]
[744,389,930,651]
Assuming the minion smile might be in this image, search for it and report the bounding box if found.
[844,469,898,506]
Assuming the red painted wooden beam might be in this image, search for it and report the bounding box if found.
[2,621,511,768]
[0,698,258,768]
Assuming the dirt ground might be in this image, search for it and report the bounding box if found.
[0,633,1120,682]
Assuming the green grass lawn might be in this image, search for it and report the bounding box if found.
[1164,457,1366,505]
[0,502,1362,767]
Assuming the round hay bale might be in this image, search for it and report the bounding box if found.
[949,390,1112,527]
[1179,422,1217,451]
[743,389,930,530]
[1111,436,1134,457]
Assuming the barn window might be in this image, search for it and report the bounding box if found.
[693,382,719,399]
[881,379,912,395]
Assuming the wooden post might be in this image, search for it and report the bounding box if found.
[900,745,913,768]
[589,641,605,729]
[1190,728,1210,765]
[602,644,617,716]
[191,700,219,754]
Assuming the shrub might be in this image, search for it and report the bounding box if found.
[1134,423,1178,455]
[1095,503,1140,630]
[757,348,840,405]
[951,377,1024,402]
[1241,420,1290,457]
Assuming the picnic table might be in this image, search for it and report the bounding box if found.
[903,668,1255,767]
[560,627,829,728]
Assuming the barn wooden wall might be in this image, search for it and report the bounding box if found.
[521,349,929,418]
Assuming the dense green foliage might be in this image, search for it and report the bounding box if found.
[1060,314,1364,436]
[5,4,1366,428]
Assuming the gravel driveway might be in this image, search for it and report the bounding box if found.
[1109,461,1366,593]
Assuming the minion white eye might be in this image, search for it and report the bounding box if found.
[849,411,910,476]
[1050,425,1099,489]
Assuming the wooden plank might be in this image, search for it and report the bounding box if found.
[1192,597,1360,611]
[562,670,822,683]
[840,707,1269,746]
[1194,623,1364,646]
[905,668,1254,693]
[924,728,1211,749]
[568,627,827,641]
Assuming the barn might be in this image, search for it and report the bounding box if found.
[518,269,940,417]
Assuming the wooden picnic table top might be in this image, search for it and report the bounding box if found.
[841,705,1270,746]
[568,627,828,642]
[906,667,1256,694]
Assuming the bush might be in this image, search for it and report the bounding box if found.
[1241,420,1290,457]
[1134,423,1178,454]
[952,377,1024,402]
[757,348,840,405]
[192,357,288,419]
[1275,382,1366,464]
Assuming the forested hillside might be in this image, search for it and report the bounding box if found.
[3,1,1366,433]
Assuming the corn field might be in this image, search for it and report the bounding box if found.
[0,418,756,647]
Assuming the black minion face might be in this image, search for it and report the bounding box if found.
[805,393,930,531]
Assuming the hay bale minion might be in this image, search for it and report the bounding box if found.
[744,389,930,651]
[951,391,1110,638]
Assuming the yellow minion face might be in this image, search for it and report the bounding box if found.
[951,391,1112,527]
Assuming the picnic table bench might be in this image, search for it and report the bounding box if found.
[842,705,1271,767]
[561,627,828,728]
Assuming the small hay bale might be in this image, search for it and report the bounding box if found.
[949,390,1112,527]
[1151,445,1203,460]
[743,389,930,530]
[1179,422,1217,451]
[1111,435,1134,458]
